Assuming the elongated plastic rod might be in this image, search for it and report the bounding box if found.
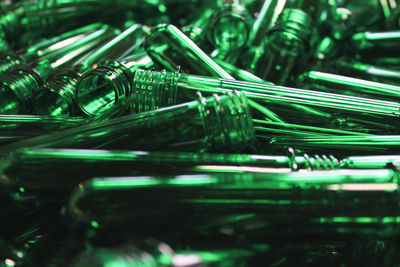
[271,135,400,155]
[69,170,400,238]
[0,92,255,154]
[131,69,400,133]
[298,70,400,100]
[0,148,339,204]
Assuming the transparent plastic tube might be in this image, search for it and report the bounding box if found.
[297,70,400,101]
[329,59,400,87]
[128,68,400,134]
[0,92,255,154]
[0,115,85,145]
[255,8,312,84]
[0,148,339,194]
[75,51,153,116]
[271,135,400,155]
[144,24,233,79]
[205,0,251,62]
[33,24,149,117]
[69,241,267,267]
[0,24,115,114]
[68,169,400,239]
[0,23,103,74]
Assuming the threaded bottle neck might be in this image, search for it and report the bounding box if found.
[131,68,180,113]
[34,70,80,116]
[270,8,312,43]
[76,60,132,117]
[0,65,43,114]
[198,91,255,152]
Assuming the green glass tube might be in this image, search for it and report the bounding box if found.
[32,24,149,117]
[20,22,104,63]
[330,58,400,86]
[255,8,312,84]
[205,0,251,63]
[341,0,400,31]
[271,135,400,155]
[75,51,153,116]
[127,68,400,134]
[341,155,400,169]
[0,22,103,75]
[0,115,85,145]
[0,0,156,43]
[70,241,267,267]
[181,8,214,52]
[238,0,286,73]
[0,92,255,154]
[352,31,400,54]
[144,24,233,79]
[0,24,115,114]
[32,70,82,116]
[68,169,400,238]
[213,58,267,83]
[0,148,339,197]
[297,70,400,101]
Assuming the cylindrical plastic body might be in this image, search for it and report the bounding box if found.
[33,70,81,116]
[297,70,400,101]
[206,1,251,62]
[20,22,104,63]
[0,23,104,75]
[68,169,400,239]
[0,92,255,154]
[145,24,233,79]
[0,148,339,201]
[129,69,400,134]
[33,24,149,117]
[213,58,267,83]
[0,115,85,145]
[351,31,400,59]
[271,135,400,156]
[341,154,400,169]
[69,241,266,267]
[75,52,153,116]
[0,64,43,114]
[0,24,115,114]
[255,8,312,84]
[329,58,400,86]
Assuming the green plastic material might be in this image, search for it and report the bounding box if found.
[69,170,400,238]
[0,92,255,154]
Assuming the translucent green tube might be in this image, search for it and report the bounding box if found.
[329,59,400,87]
[271,135,400,155]
[75,51,153,116]
[69,241,267,267]
[0,92,255,154]
[145,24,233,79]
[205,0,251,63]
[128,69,400,134]
[213,58,267,83]
[352,31,400,52]
[68,169,400,238]
[0,24,115,114]
[255,8,312,84]
[0,115,85,145]
[0,23,103,75]
[0,148,339,195]
[33,24,149,117]
[238,0,285,72]
[341,155,400,169]
[0,0,160,42]
[297,70,400,101]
